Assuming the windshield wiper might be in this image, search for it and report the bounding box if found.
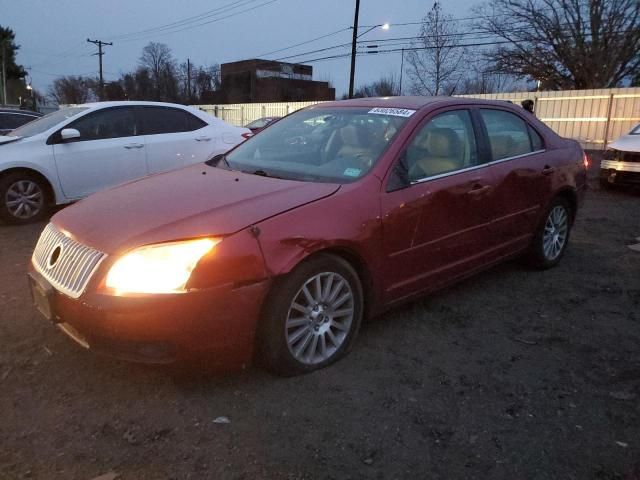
[249,169,285,179]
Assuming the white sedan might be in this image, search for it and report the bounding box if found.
[0,101,251,224]
[600,123,640,189]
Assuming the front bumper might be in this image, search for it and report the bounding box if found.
[29,268,271,368]
[600,160,640,186]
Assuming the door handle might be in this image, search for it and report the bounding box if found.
[468,184,491,195]
[195,136,212,142]
[124,143,144,149]
[542,165,555,175]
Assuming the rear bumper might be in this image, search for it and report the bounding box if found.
[30,268,271,369]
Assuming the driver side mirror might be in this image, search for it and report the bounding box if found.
[60,128,81,141]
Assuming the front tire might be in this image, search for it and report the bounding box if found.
[257,254,364,376]
[0,172,49,225]
[526,197,573,269]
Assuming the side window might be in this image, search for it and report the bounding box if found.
[528,125,544,151]
[404,110,478,183]
[480,109,535,160]
[68,107,136,141]
[139,107,206,135]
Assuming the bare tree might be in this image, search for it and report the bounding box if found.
[48,76,94,104]
[475,0,640,89]
[352,74,399,98]
[406,2,467,96]
[192,64,221,101]
[139,42,178,101]
[456,59,526,94]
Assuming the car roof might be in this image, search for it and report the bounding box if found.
[312,96,521,112]
[77,101,195,109]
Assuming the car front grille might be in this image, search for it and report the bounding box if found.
[32,223,107,299]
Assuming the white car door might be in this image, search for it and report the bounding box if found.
[138,106,218,174]
[52,106,147,199]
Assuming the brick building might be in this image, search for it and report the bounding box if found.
[211,59,335,104]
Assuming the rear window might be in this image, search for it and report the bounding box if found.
[480,109,538,160]
[139,107,207,135]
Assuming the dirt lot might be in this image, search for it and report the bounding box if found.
[1,175,639,479]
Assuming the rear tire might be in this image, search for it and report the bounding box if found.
[257,254,363,376]
[0,172,50,225]
[525,197,573,270]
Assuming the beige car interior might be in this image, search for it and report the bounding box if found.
[407,127,472,181]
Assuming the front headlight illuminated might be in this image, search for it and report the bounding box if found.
[105,238,220,295]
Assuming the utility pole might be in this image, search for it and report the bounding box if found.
[187,58,192,102]
[1,41,7,106]
[348,0,360,99]
[399,48,405,95]
[87,38,112,100]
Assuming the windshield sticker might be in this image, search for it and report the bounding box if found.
[343,168,362,177]
[368,107,416,118]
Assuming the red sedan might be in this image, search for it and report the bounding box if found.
[28,97,587,375]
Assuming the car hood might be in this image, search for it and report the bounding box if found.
[609,135,640,153]
[52,164,341,254]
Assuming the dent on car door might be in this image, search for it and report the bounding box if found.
[477,108,552,248]
[380,108,497,304]
[52,107,147,199]
[139,106,210,174]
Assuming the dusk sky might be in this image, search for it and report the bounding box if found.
[3,0,479,99]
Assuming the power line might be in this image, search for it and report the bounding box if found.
[113,0,281,43]
[111,0,262,40]
[258,27,351,58]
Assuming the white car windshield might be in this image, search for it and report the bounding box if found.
[223,107,410,183]
[630,124,640,135]
[7,107,88,137]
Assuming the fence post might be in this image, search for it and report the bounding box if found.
[603,93,614,150]
[240,106,245,126]
[262,105,266,117]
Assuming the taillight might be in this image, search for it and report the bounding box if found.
[241,133,253,140]
[583,151,589,169]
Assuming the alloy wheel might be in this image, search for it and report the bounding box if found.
[5,180,44,220]
[285,272,354,365]
[542,205,569,261]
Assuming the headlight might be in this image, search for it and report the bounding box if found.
[105,238,220,295]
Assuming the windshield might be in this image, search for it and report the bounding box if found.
[8,107,88,137]
[225,107,411,183]
[630,124,640,135]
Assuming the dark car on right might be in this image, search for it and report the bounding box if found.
[245,116,281,134]
[0,108,42,135]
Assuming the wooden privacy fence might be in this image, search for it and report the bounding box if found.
[196,101,321,128]
[458,88,640,150]
[194,87,640,150]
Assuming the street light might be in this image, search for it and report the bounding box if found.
[348,0,390,98]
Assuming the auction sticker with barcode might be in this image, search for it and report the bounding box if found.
[368,107,416,117]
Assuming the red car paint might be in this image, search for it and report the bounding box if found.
[30,97,587,369]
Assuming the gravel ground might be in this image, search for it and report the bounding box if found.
[1,165,639,479]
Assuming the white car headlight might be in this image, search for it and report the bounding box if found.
[105,238,220,295]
